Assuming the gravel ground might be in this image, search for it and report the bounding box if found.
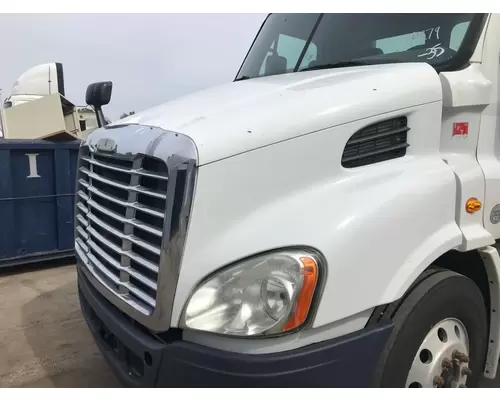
[0,260,499,388]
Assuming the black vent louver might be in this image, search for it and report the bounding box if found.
[342,117,410,168]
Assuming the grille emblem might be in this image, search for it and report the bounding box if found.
[96,138,117,153]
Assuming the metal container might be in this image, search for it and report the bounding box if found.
[0,139,80,268]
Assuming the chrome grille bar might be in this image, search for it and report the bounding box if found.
[80,167,168,200]
[75,147,167,315]
[87,185,165,218]
[81,156,169,180]
[87,198,163,237]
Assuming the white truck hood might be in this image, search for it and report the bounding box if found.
[114,63,441,165]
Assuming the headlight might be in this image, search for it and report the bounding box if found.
[181,249,322,337]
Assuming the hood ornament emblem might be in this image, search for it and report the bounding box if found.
[96,138,117,153]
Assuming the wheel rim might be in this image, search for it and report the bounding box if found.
[405,318,471,388]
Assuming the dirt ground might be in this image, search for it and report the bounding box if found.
[0,260,500,388]
[0,260,120,388]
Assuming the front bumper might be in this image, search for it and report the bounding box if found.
[78,267,393,387]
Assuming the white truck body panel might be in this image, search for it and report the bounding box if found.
[117,63,441,166]
[111,63,468,329]
[172,105,464,329]
[439,65,494,251]
[476,14,500,241]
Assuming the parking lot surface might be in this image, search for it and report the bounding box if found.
[0,261,499,388]
[0,261,119,387]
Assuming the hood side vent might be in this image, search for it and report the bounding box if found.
[342,116,410,168]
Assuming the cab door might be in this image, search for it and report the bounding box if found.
[476,15,500,240]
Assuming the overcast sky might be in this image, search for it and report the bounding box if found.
[0,13,266,120]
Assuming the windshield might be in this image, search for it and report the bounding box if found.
[236,13,485,80]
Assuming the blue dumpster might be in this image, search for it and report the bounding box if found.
[0,139,81,268]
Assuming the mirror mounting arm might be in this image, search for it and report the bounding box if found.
[94,106,107,128]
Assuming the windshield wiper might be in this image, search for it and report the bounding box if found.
[300,58,403,72]
[234,75,251,81]
[300,60,371,72]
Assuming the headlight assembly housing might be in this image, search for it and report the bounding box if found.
[181,249,323,337]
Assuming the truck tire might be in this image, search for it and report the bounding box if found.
[377,269,488,388]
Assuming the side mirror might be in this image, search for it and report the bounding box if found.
[86,81,112,107]
[85,81,112,128]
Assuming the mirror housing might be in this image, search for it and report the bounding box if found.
[85,81,113,128]
[86,81,112,107]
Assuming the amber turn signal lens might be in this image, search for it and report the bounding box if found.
[282,256,318,332]
[465,197,482,214]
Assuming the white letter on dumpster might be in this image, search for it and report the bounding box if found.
[26,153,41,178]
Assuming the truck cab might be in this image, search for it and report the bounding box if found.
[76,13,500,387]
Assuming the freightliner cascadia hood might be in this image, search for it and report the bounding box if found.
[110,63,441,165]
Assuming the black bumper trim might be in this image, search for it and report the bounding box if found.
[78,267,393,387]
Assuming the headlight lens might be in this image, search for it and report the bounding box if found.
[182,250,321,336]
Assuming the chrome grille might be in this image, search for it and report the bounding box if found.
[75,146,168,315]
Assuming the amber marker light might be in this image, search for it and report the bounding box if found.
[466,197,482,214]
[282,256,319,332]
